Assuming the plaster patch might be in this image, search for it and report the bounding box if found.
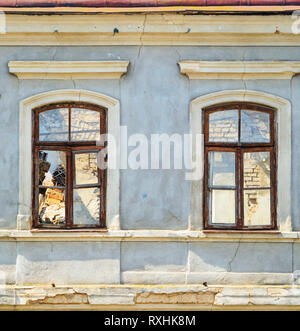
[27,292,89,305]
[134,290,217,305]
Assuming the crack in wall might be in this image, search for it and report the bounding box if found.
[72,79,77,90]
[175,47,182,63]
[228,240,241,272]
[132,14,147,73]
[51,47,58,62]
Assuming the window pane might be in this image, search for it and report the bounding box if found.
[39,108,69,141]
[38,187,66,225]
[71,108,100,141]
[208,110,238,143]
[244,152,270,188]
[75,153,99,185]
[241,110,270,143]
[39,150,66,187]
[209,189,236,225]
[244,189,271,226]
[73,188,100,225]
[209,151,235,187]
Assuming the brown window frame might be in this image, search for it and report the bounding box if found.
[32,102,107,230]
[203,102,277,231]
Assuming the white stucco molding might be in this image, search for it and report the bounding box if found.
[189,89,291,232]
[179,61,300,80]
[9,61,130,80]
[1,229,300,243]
[17,89,121,230]
[2,14,300,46]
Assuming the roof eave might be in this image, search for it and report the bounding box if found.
[1,5,300,13]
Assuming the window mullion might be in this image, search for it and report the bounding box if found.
[66,149,73,228]
[100,167,107,229]
[237,148,243,228]
[271,148,277,229]
[238,107,241,144]
[68,107,71,142]
[32,147,39,228]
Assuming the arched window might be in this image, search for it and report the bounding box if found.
[203,103,276,230]
[32,103,107,229]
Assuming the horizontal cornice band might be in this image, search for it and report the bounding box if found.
[1,14,300,46]
[179,61,300,79]
[8,61,130,79]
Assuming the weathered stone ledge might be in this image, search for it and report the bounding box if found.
[0,229,299,242]
[1,285,300,310]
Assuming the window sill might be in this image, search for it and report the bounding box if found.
[203,230,281,234]
[30,228,108,233]
[0,229,298,242]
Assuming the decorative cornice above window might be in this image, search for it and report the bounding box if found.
[179,61,300,80]
[8,61,130,80]
[2,15,300,46]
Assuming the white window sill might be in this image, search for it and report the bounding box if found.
[0,229,299,242]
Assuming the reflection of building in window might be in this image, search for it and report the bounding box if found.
[71,108,100,141]
[33,103,107,229]
[203,103,276,230]
[38,151,66,225]
[73,188,100,226]
[241,111,270,142]
[209,110,238,142]
[244,153,270,226]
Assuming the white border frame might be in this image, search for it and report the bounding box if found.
[17,89,121,230]
[189,90,292,232]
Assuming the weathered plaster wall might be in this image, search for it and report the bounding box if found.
[0,46,300,230]
[0,46,299,298]
[2,240,300,309]
[0,240,298,286]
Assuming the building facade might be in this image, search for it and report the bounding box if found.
[0,0,300,310]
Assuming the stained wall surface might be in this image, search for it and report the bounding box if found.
[0,46,299,287]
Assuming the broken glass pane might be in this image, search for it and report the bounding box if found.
[241,110,270,143]
[73,188,100,225]
[208,110,238,143]
[209,151,235,187]
[39,150,66,187]
[71,108,100,141]
[244,189,271,226]
[209,189,236,225]
[39,108,69,141]
[38,187,66,225]
[75,153,98,185]
[243,152,270,188]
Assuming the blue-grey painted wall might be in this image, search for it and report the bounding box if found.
[0,46,299,285]
[0,46,299,230]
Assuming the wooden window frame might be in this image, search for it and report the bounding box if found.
[32,102,107,230]
[203,102,277,230]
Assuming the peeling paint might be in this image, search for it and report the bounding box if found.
[134,290,217,305]
[27,293,89,305]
